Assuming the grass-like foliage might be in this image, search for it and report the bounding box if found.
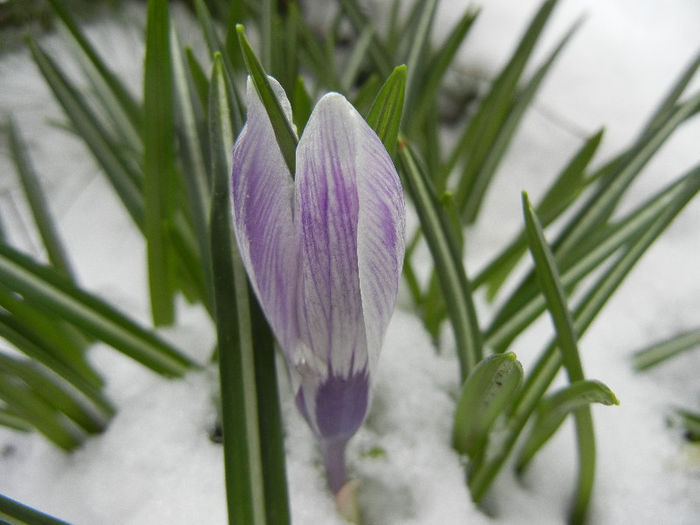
[1,0,698,523]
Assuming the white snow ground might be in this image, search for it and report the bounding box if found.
[1,1,699,524]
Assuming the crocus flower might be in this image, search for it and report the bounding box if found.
[231,77,405,494]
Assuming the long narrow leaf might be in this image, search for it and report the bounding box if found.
[340,25,376,93]
[46,0,142,132]
[339,0,393,78]
[410,7,479,133]
[0,407,33,432]
[0,285,100,387]
[460,14,579,223]
[639,49,700,141]
[0,351,110,434]
[7,117,74,280]
[0,317,108,413]
[517,380,618,474]
[26,38,145,228]
[143,0,177,326]
[0,493,71,525]
[474,128,604,297]
[632,328,700,371]
[208,54,267,525]
[521,192,597,524]
[553,90,700,259]
[0,376,83,451]
[193,0,244,127]
[365,65,407,154]
[442,0,558,186]
[250,297,291,525]
[468,175,697,505]
[403,0,438,118]
[0,244,195,376]
[171,29,214,313]
[487,164,700,350]
[237,25,298,176]
[398,137,482,380]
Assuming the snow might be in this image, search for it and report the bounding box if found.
[1,1,699,524]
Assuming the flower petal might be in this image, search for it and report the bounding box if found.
[295,369,369,443]
[294,93,405,381]
[354,111,406,373]
[231,78,299,353]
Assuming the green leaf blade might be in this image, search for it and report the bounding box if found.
[398,138,483,380]
[236,24,298,176]
[0,244,195,377]
[366,65,407,155]
[143,0,177,326]
[7,117,74,280]
[522,192,600,525]
[453,353,523,459]
[517,380,618,473]
[208,54,269,525]
[633,328,700,371]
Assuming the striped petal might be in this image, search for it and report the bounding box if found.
[293,93,405,439]
[231,78,299,353]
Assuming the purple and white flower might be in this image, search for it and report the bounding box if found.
[231,77,405,493]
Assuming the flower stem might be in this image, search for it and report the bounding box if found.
[321,438,349,494]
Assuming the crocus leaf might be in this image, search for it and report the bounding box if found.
[366,64,407,155]
[0,407,32,433]
[45,0,142,134]
[673,408,700,441]
[143,0,177,326]
[352,73,381,115]
[185,46,210,112]
[473,127,604,299]
[0,351,110,435]
[171,28,214,313]
[292,75,313,135]
[0,493,71,525]
[340,25,376,92]
[486,86,700,340]
[338,0,393,78]
[209,54,267,525]
[517,380,618,474]
[398,137,482,380]
[7,116,74,280]
[522,192,598,525]
[632,328,700,371]
[0,374,83,451]
[403,0,438,118]
[552,90,700,260]
[442,0,559,187]
[453,352,523,459]
[459,14,580,224]
[486,164,700,351]
[470,162,700,509]
[26,37,144,228]
[236,24,298,176]
[639,49,700,141]
[0,243,195,377]
[410,7,479,133]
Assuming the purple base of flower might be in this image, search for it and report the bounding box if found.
[315,370,369,439]
[296,371,369,493]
